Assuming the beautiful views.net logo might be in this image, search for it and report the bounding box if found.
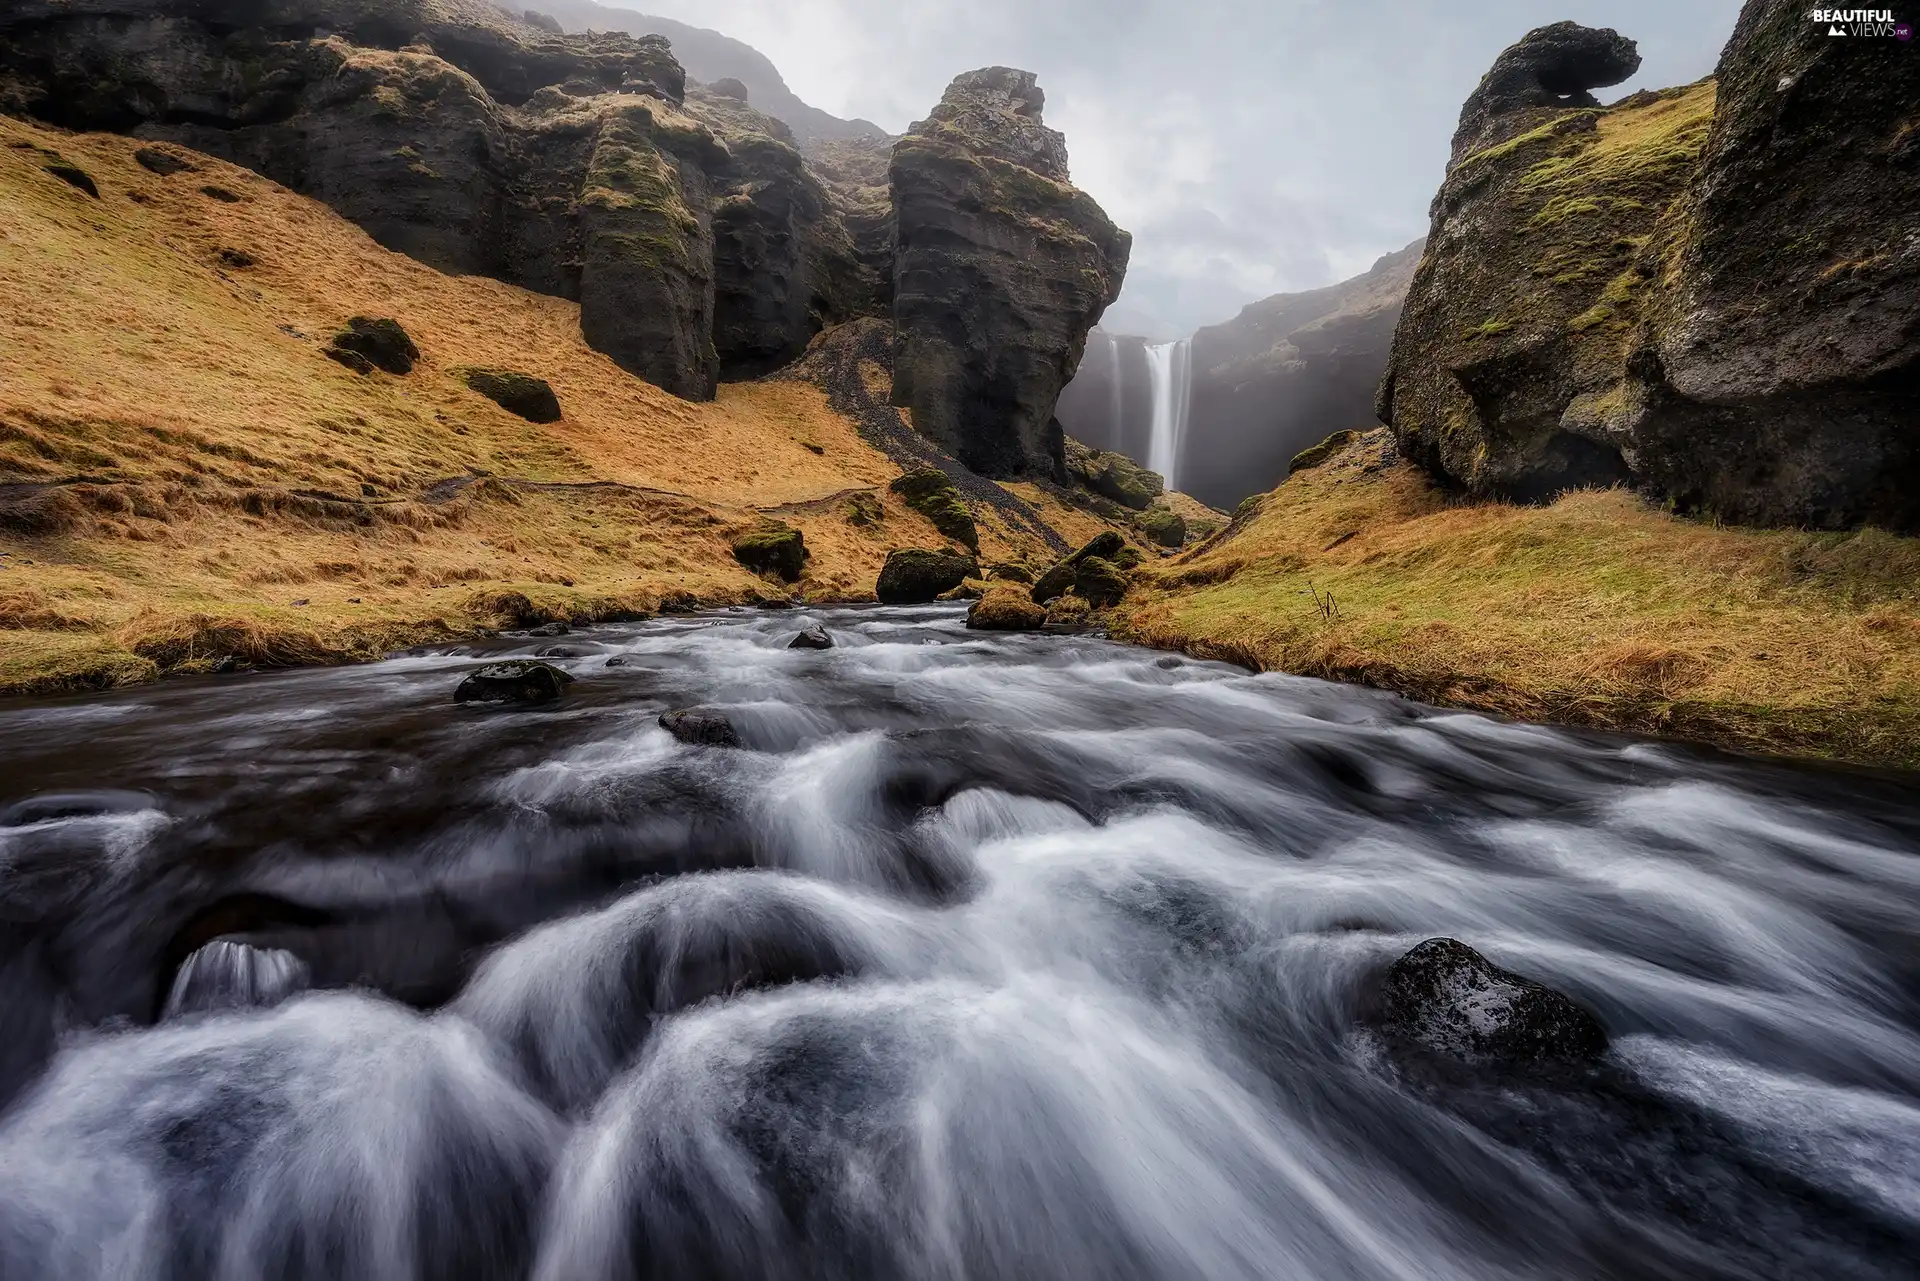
[1807,8,1912,36]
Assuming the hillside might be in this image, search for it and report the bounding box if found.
[0,119,1109,694]
[1117,431,1920,769]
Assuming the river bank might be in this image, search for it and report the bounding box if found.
[1115,431,1920,771]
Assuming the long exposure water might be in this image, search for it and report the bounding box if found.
[0,605,1917,1280]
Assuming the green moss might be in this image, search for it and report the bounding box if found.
[1464,318,1513,341]
[732,521,808,582]
[888,469,978,551]
[1289,430,1358,475]
[1458,118,1575,168]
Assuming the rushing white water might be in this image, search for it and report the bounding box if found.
[0,606,1917,1279]
[1144,338,1192,488]
[1105,331,1124,442]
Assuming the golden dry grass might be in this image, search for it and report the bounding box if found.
[0,118,1098,693]
[1115,432,1920,768]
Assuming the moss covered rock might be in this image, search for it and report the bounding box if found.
[887,468,978,551]
[876,548,978,604]
[1030,529,1127,602]
[327,317,418,376]
[1063,438,1164,510]
[985,562,1034,584]
[1073,555,1129,607]
[1288,430,1358,476]
[1029,561,1076,605]
[459,368,563,422]
[732,521,808,582]
[1137,504,1186,548]
[966,586,1046,631]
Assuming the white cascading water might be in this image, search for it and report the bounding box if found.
[1144,339,1192,489]
[1105,332,1123,443]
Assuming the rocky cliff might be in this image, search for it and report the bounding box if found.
[1178,239,1423,510]
[889,68,1132,480]
[0,0,869,399]
[1380,3,1920,528]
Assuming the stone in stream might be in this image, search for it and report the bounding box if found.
[453,660,574,705]
[787,624,834,650]
[1373,937,1607,1068]
[966,588,1046,631]
[660,707,742,747]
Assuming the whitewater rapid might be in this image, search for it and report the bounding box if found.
[0,606,1916,1279]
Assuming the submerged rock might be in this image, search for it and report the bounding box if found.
[732,522,809,582]
[453,659,574,705]
[875,549,978,604]
[659,707,741,747]
[787,624,834,650]
[889,68,1131,479]
[1374,937,1607,1068]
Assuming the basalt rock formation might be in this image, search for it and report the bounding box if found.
[0,0,868,399]
[1380,3,1920,529]
[889,68,1131,480]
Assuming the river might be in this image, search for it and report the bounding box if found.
[0,605,1916,1279]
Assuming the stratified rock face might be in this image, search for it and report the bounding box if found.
[1177,240,1423,510]
[0,0,873,401]
[889,67,1131,480]
[1382,5,1920,529]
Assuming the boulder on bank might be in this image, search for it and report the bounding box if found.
[460,368,562,422]
[966,587,1046,631]
[1289,430,1357,476]
[453,659,573,705]
[1072,555,1128,607]
[660,706,741,747]
[888,468,978,552]
[1137,504,1186,548]
[732,521,809,582]
[326,317,418,376]
[876,548,978,604]
[1030,529,1126,603]
[1030,561,1075,605]
[1065,439,1163,510]
[1373,937,1607,1068]
[787,624,833,650]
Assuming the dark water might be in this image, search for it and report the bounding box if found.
[1,605,1918,1280]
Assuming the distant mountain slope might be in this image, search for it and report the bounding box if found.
[1179,238,1423,510]
[532,0,889,147]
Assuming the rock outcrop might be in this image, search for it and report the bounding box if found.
[889,68,1131,479]
[0,0,869,399]
[1380,4,1920,529]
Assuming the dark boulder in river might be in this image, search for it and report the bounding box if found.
[787,624,834,650]
[659,707,743,747]
[453,660,573,705]
[1374,937,1607,1068]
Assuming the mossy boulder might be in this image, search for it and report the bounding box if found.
[844,492,884,527]
[1043,594,1092,627]
[876,548,978,604]
[1111,545,1144,570]
[887,468,978,551]
[1288,430,1357,475]
[134,147,195,176]
[1029,561,1076,605]
[460,368,562,422]
[1030,529,1127,603]
[44,161,98,198]
[1064,438,1164,510]
[985,562,1034,584]
[966,587,1046,631]
[1073,556,1128,607]
[326,317,418,376]
[660,707,741,747]
[1137,504,1186,548]
[732,521,808,582]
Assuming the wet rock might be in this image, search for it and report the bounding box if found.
[787,624,833,650]
[875,548,978,604]
[732,521,809,582]
[44,161,98,198]
[527,621,571,637]
[604,655,630,667]
[0,790,159,826]
[888,468,978,552]
[327,317,418,376]
[890,68,1131,479]
[1374,937,1607,1068]
[459,369,562,422]
[453,659,574,705]
[534,645,581,658]
[966,587,1046,631]
[660,706,741,747]
[1072,556,1128,607]
[133,146,193,176]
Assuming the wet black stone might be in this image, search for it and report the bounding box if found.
[788,625,834,650]
[660,708,742,747]
[453,660,574,705]
[1373,937,1607,1068]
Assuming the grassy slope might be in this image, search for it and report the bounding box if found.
[1116,432,1920,769]
[0,118,1109,693]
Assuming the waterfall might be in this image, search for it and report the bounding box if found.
[1144,339,1192,490]
[1105,333,1123,441]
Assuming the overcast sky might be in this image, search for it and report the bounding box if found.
[637,0,1742,338]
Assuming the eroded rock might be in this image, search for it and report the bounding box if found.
[889,67,1130,478]
[453,659,574,705]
